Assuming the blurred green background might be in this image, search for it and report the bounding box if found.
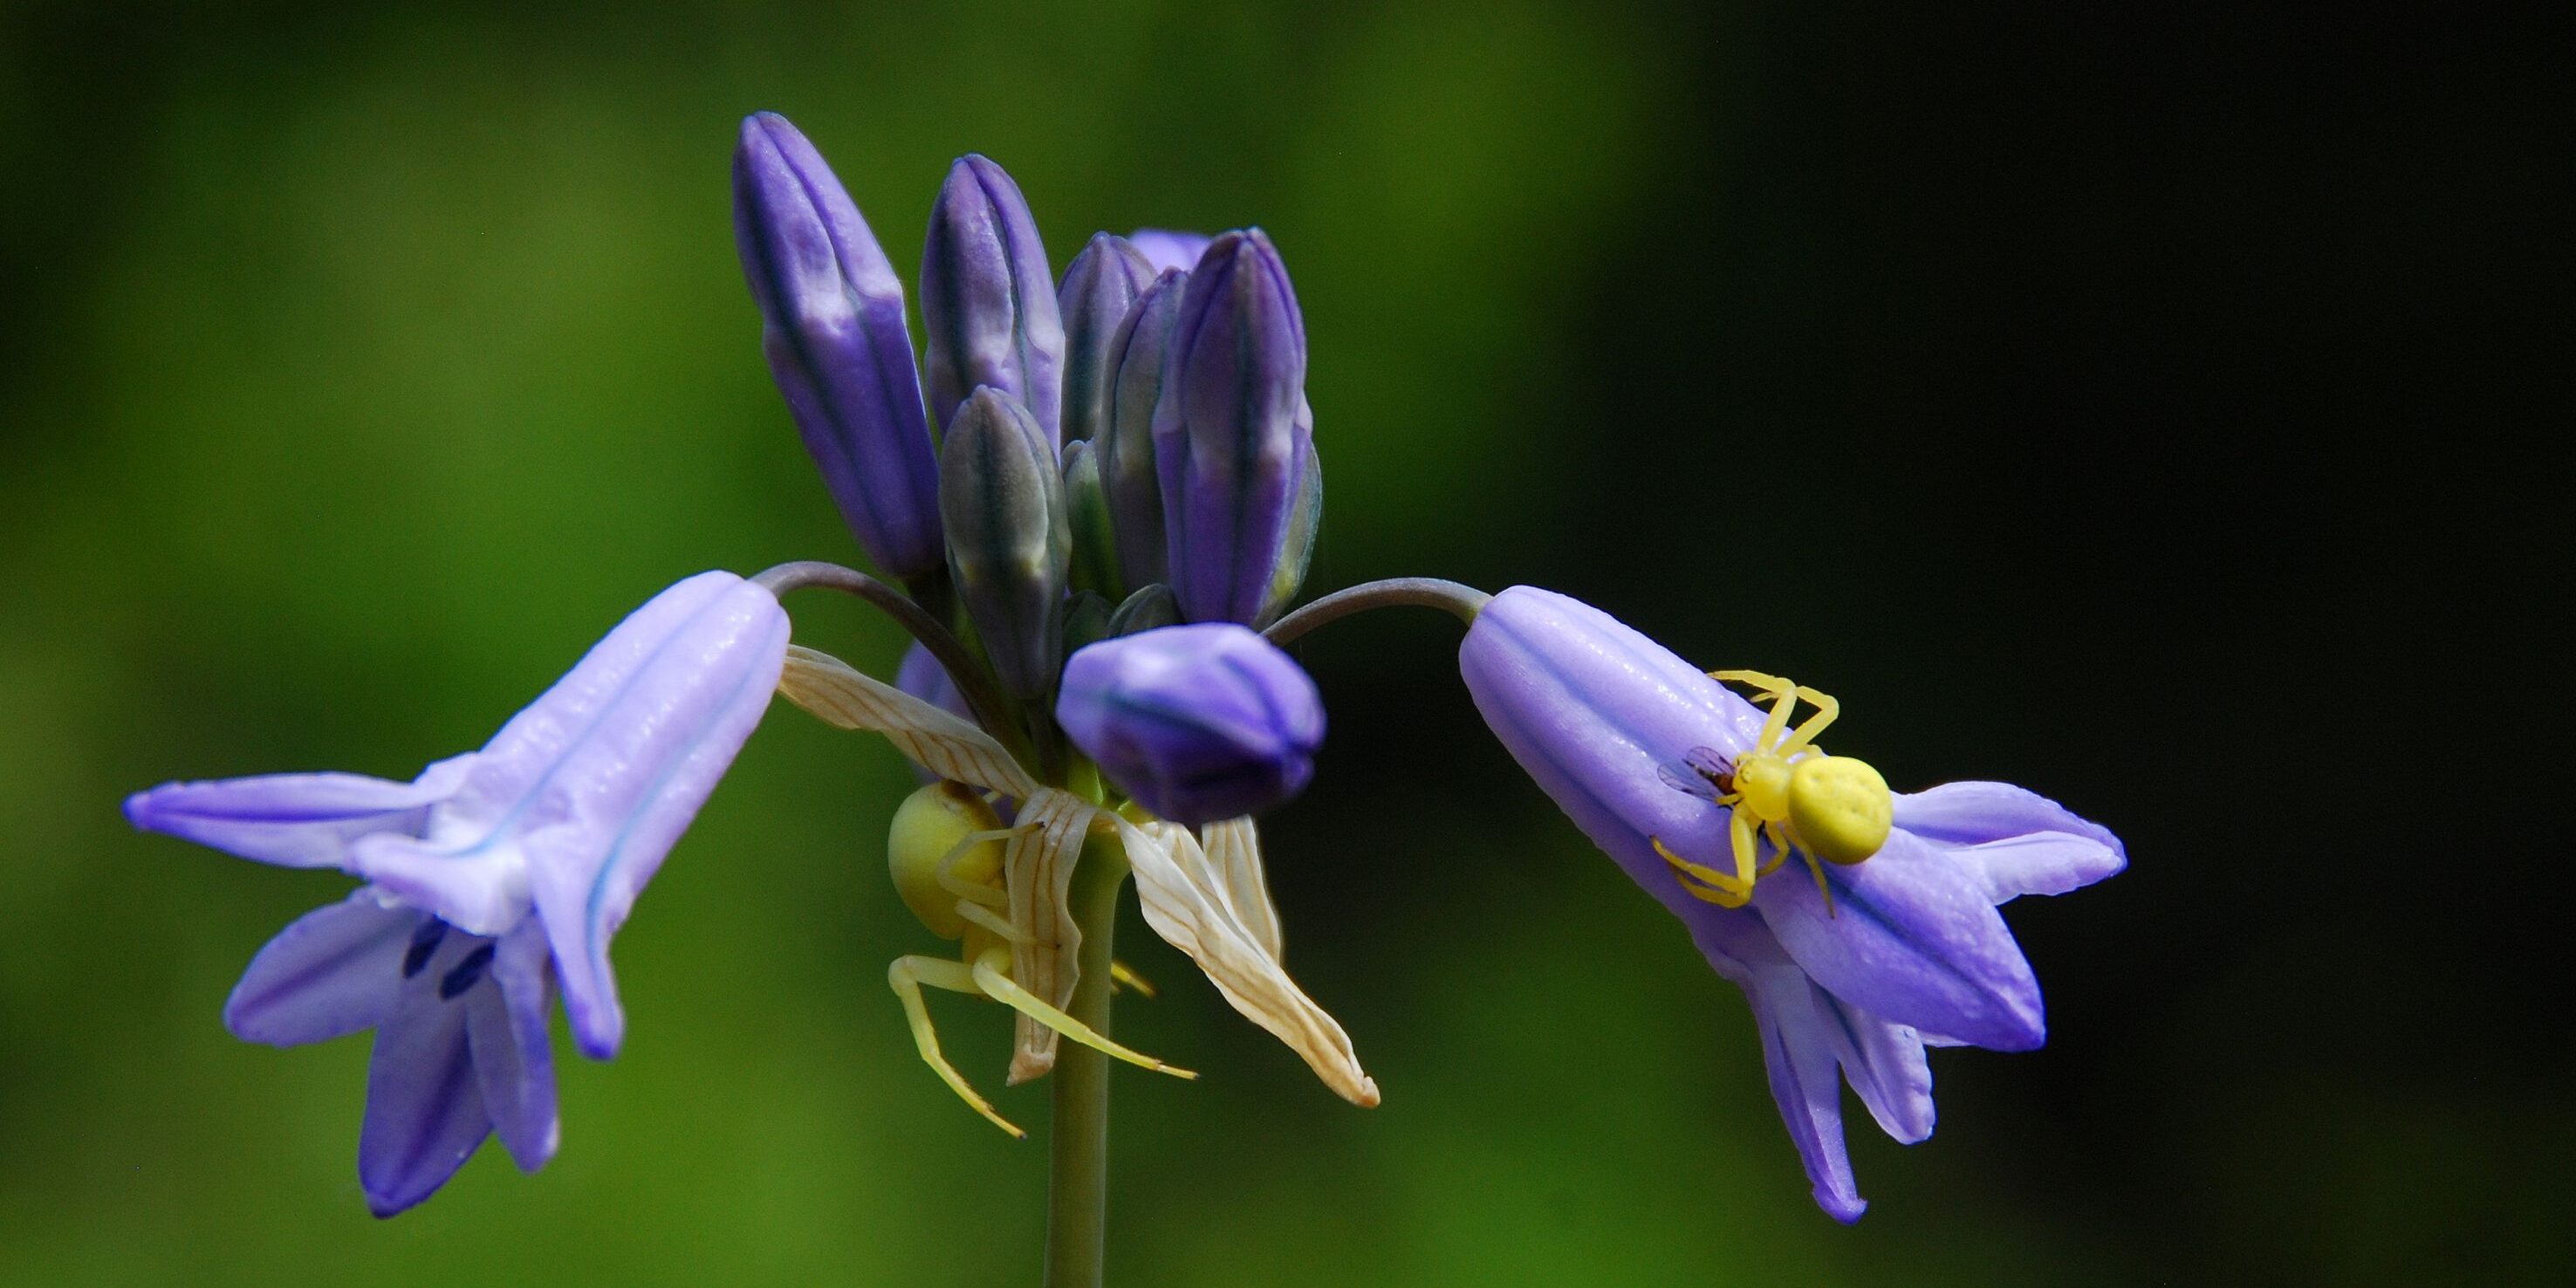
[2,2,2559,1284]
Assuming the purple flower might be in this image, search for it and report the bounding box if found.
[1153,230,1317,627]
[224,890,556,1216]
[733,113,943,581]
[1057,623,1324,826]
[1456,586,2123,1220]
[921,154,1065,445]
[129,571,791,1086]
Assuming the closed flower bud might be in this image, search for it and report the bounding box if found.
[1153,230,1313,627]
[1100,268,1186,592]
[1058,233,1157,450]
[1105,583,1182,637]
[940,387,1072,702]
[732,113,943,580]
[1056,623,1324,826]
[921,154,1065,444]
[1060,438,1121,598]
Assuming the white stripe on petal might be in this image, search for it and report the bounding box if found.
[777,646,1038,798]
[1114,816,1376,1106]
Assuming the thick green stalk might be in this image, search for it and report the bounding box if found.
[1044,834,1127,1288]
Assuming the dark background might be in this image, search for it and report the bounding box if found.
[2,2,2559,1284]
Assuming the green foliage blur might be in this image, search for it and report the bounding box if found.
[3,2,2561,1285]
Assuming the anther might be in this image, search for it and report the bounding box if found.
[401,918,448,979]
[438,942,496,1000]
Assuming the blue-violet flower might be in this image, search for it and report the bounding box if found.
[1057,622,1324,826]
[1456,586,2123,1220]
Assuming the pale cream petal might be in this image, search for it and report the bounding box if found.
[1004,788,1093,1083]
[1202,818,1285,963]
[776,646,1038,798]
[1115,817,1378,1106]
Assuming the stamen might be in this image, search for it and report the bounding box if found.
[438,942,497,1000]
[401,918,448,979]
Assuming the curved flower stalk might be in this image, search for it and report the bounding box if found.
[126,571,791,1211]
[1456,585,2123,1219]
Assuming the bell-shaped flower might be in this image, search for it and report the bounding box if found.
[1055,623,1324,826]
[1456,585,2122,1219]
[221,889,556,1216]
[921,154,1065,444]
[127,571,793,1062]
[1152,230,1318,627]
[732,113,943,581]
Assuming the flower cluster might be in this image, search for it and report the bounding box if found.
[126,110,2119,1231]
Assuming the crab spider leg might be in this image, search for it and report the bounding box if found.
[935,827,1023,908]
[1654,836,1751,907]
[954,901,1031,943]
[1109,961,1158,998]
[968,947,1198,1079]
[1709,669,1800,749]
[1758,821,1794,877]
[1779,685,1841,756]
[888,955,1025,1138]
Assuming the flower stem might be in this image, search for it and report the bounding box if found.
[1262,577,1492,647]
[1044,832,1127,1288]
[749,559,1030,764]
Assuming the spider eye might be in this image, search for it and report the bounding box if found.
[1787,756,1893,866]
[1656,747,1730,801]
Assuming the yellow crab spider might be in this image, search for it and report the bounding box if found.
[885,781,1195,1138]
[1648,670,1894,915]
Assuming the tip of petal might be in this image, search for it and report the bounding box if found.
[1816,1187,1868,1223]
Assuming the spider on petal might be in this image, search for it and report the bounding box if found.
[880,781,1195,1138]
[1650,670,1895,914]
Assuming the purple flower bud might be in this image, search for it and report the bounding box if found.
[940,387,1071,702]
[921,155,1065,445]
[1100,268,1186,592]
[1057,623,1324,826]
[1127,228,1211,274]
[1058,233,1157,450]
[1153,230,1314,627]
[732,113,943,580]
[1061,438,1120,597]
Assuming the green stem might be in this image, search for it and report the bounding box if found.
[1262,576,1491,647]
[1044,834,1127,1288]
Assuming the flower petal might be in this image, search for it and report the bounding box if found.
[465,921,559,1172]
[1690,911,1867,1221]
[777,644,1038,798]
[125,755,475,869]
[1004,788,1093,1082]
[1202,818,1284,962]
[1751,828,2046,1051]
[1894,782,2126,903]
[359,933,494,1217]
[223,890,418,1046]
[1115,816,1377,1106]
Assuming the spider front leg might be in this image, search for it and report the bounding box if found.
[888,954,1026,1138]
[1711,669,1799,750]
[1778,684,1840,757]
[967,946,1198,1080]
[1653,808,1764,908]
